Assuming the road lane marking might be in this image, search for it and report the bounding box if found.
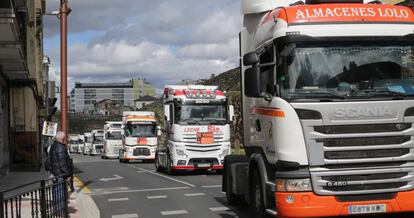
[73,176,91,193]
[100,174,124,182]
[90,186,190,195]
[93,187,129,192]
[209,207,230,212]
[127,165,196,187]
[112,214,138,218]
[147,195,168,199]
[160,210,188,216]
[184,193,205,197]
[108,198,129,202]
[202,185,222,188]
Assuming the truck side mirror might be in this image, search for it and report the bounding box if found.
[157,126,162,136]
[243,52,259,66]
[121,129,124,136]
[164,105,170,122]
[228,105,234,122]
[244,67,261,98]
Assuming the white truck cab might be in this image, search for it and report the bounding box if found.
[119,111,160,163]
[90,129,104,156]
[83,132,92,155]
[68,135,79,153]
[223,0,414,217]
[78,134,85,154]
[102,121,123,159]
[155,85,234,174]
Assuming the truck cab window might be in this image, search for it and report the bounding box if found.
[259,46,275,94]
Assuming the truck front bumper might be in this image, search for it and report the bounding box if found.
[124,146,156,160]
[275,190,414,217]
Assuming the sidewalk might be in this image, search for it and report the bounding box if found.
[69,176,100,218]
[0,170,100,217]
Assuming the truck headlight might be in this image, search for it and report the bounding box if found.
[220,148,230,158]
[276,178,312,192]
[176,149,186,156]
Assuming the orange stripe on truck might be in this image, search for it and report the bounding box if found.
[253,107,285,118]
[127,115,155,120]
[275,191,414,217]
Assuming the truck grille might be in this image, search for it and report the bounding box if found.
[133,148,150,156]
[307,123,414,165]
[319,136,410,147]
[311,167,414,195]
[301,119,414,195]
[185,144,221,152]
[314,123,411,134]
[325,148,410,160]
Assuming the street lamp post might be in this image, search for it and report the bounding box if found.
[60,0,69,142]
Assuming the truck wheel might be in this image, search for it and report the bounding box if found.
[155,153,162,172]
[225,165,238,205]
[249,169,266,218]
[166,155,175,175]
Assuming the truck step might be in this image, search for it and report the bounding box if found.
[265,209,277,216]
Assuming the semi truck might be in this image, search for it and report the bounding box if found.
[90,129,104,156]
[83,132,92,155]
[119,111,160,163]
[155,85,234,174]
[68,135,79,153]
[78,134,85,154]
[102,121,123,159]
[222,0,414,217]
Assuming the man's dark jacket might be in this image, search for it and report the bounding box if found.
[50,141,70,177]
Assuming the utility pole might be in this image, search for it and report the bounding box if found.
[60,0,68,143]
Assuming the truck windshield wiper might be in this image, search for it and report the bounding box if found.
[290,90,346,99]
[181,118,201,125]
[350,88,409,98]
[204,119,227,125]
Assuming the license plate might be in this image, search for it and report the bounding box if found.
[197,163,211,168]
[348,204,386,214]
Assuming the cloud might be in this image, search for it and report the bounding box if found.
[44,0,242,98]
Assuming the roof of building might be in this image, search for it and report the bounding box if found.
[75,82,132,89]
[134,95,158,102]
[94,99,114,105]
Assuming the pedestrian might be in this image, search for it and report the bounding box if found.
[49,131,71,215]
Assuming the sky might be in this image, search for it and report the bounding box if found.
[44,0,242,96]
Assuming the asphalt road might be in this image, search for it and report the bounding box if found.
[72,154,250,218]
[72,154,414,218]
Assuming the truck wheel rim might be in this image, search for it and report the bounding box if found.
[254,184,261,210]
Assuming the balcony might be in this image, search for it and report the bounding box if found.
[0,0,28,80]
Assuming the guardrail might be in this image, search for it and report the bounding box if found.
[0,176,69,218]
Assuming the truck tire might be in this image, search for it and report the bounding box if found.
[249,169,266,218]
[225,164,239,205]
[166,155,175,175]
[155,153,162,172]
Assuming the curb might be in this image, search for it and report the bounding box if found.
[71,176,100,218]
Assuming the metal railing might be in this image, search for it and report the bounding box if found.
[0,176,69,218]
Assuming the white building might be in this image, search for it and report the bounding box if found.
[72,79,156,113]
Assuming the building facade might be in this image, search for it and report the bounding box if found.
[0,0,47,175]
[72,79,156,113]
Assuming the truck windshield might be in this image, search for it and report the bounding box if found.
[79,139,84,144]
[85,137,92,143]
[70,140,78,144]
[279,43,414,101]
[125,123,156,137]
[106,131,122,140]
[175,104,227,124]
[93,135,104,143]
